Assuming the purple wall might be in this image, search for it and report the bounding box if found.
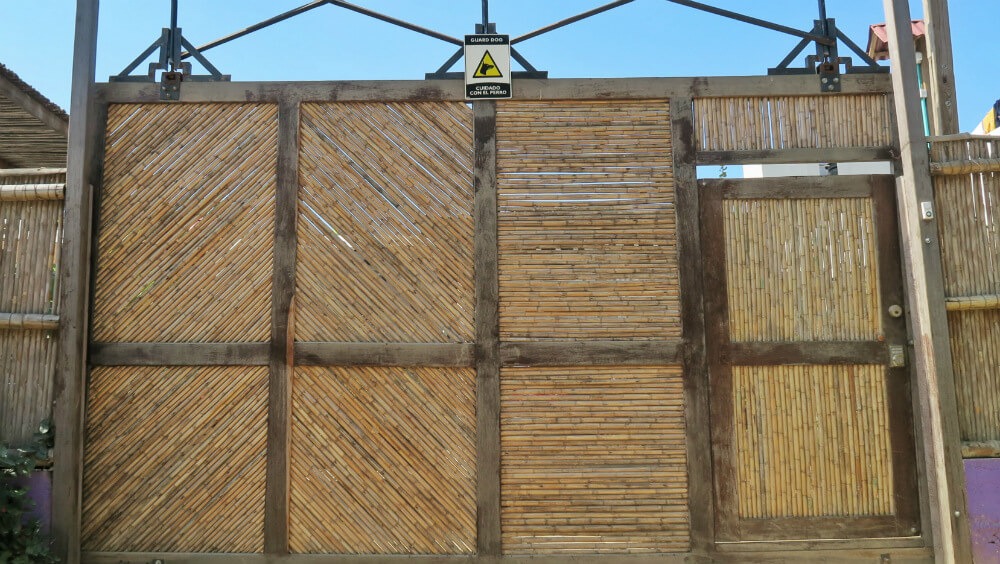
[967,458,1000,564]
[8,470,51,534]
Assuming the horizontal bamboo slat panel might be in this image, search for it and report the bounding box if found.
[723,197,882,342]
[93,103,277,343]
[82,366,268,553]
[694,94,892,151]
[733,365,894,519]
[296,102,474,343]
[0,330,56,444]
[501,366,689,554]
[947,310,1000,442]
[496,101,679,341]
[290,366,476,554]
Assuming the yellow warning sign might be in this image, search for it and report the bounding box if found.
[473,50,504,78]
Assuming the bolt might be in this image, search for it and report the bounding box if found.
[924,237,932,244]
[925,211,933,218]
[954,510,961,518]
[827,85,835,91]
[822,77,828,84]
[945,100,952,107]
[833,77,840,83]
[910,527,919,535]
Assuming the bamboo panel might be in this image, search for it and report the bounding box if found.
[496,101,679,341]
[93,103,277,343]
[0,330,56,444]
[290,366,476,554]
[733,365,894,519]
[932,139,1000,298]
[694,95,892,151]
[82,366,268,552]
[948,310,1000,442]
[296,102,474,343]
[0,171,63,444]
[723,197,882,342]
[501,366,689,554]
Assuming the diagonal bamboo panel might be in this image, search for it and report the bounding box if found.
[496,101,679,341]
[723,197,882,342]
[501,366,689,555]
[92,103,277,343]
[290,366,476,554]
[733,365,894,519]
[930,137,1000,442]
[296,102,474,343]
[693,94,892,151]
[0,171,63,444]
[82,366,268,553]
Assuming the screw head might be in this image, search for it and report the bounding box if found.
[925,237,932,244]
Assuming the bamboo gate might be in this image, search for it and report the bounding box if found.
[25,74,991,562]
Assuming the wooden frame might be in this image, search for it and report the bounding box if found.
[701,174,920,542]
[55,53,943,561]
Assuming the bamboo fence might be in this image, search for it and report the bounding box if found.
[693,94,892,151]
[930,135,1000,443]
[296,102,475,343]
[92,103,277,343]
[496,101,680,341]
[500,366,689,554]
[289,366,476,554]
[0,168,63,444]
[732,365,894,519]
[81,366,268,553]
[722,196,882,342]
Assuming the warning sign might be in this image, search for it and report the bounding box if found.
[473,51,504,78]
[465,34,511,99]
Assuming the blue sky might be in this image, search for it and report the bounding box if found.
[1,1,997,131]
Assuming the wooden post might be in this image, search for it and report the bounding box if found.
[473,100,501,556]
[921,0,960,135]
[53,1,100,562]
[264,97,299,554]
[882,1,972,563]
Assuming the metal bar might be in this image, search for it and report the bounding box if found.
[326,0,463,45]
[482,0,489,30]
[115,37,163,77]
[512,0,635,44]
[510,47,539,73]
[180,35,227,78]
[183,0,329,58]
[818,0,829,36]
[169,0,179,70]
[663,0,834,45]
[837,29,883,68]
[432,47,464,75]
[775,36,812,69]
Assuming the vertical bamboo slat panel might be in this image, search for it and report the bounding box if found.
[931,136,1000,442]
[296,102,474,343]
[733,365,894,519]
[693,95,892,151]
[501,366,689,554]
[723,197,882,342]
[496,101,679,341]
[92,103,277,343]
[290,366,476,554]
[0,170,63,444]
[82,366,268,552]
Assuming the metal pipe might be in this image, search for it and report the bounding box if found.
[169,0,179,70]
[184,0,329,57]
[482,0,489,30]
[513,0,635,44]
[663,0,834,45]
[326,0,463,45]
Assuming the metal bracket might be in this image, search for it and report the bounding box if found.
[111,1,230,97]
[768,18,888,92]
[889,345,906,368]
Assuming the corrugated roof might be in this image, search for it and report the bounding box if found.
[0,62,68,168]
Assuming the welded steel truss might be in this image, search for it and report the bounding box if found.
[111,0,887,97]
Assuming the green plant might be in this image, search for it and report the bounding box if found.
[1,421,56,564]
